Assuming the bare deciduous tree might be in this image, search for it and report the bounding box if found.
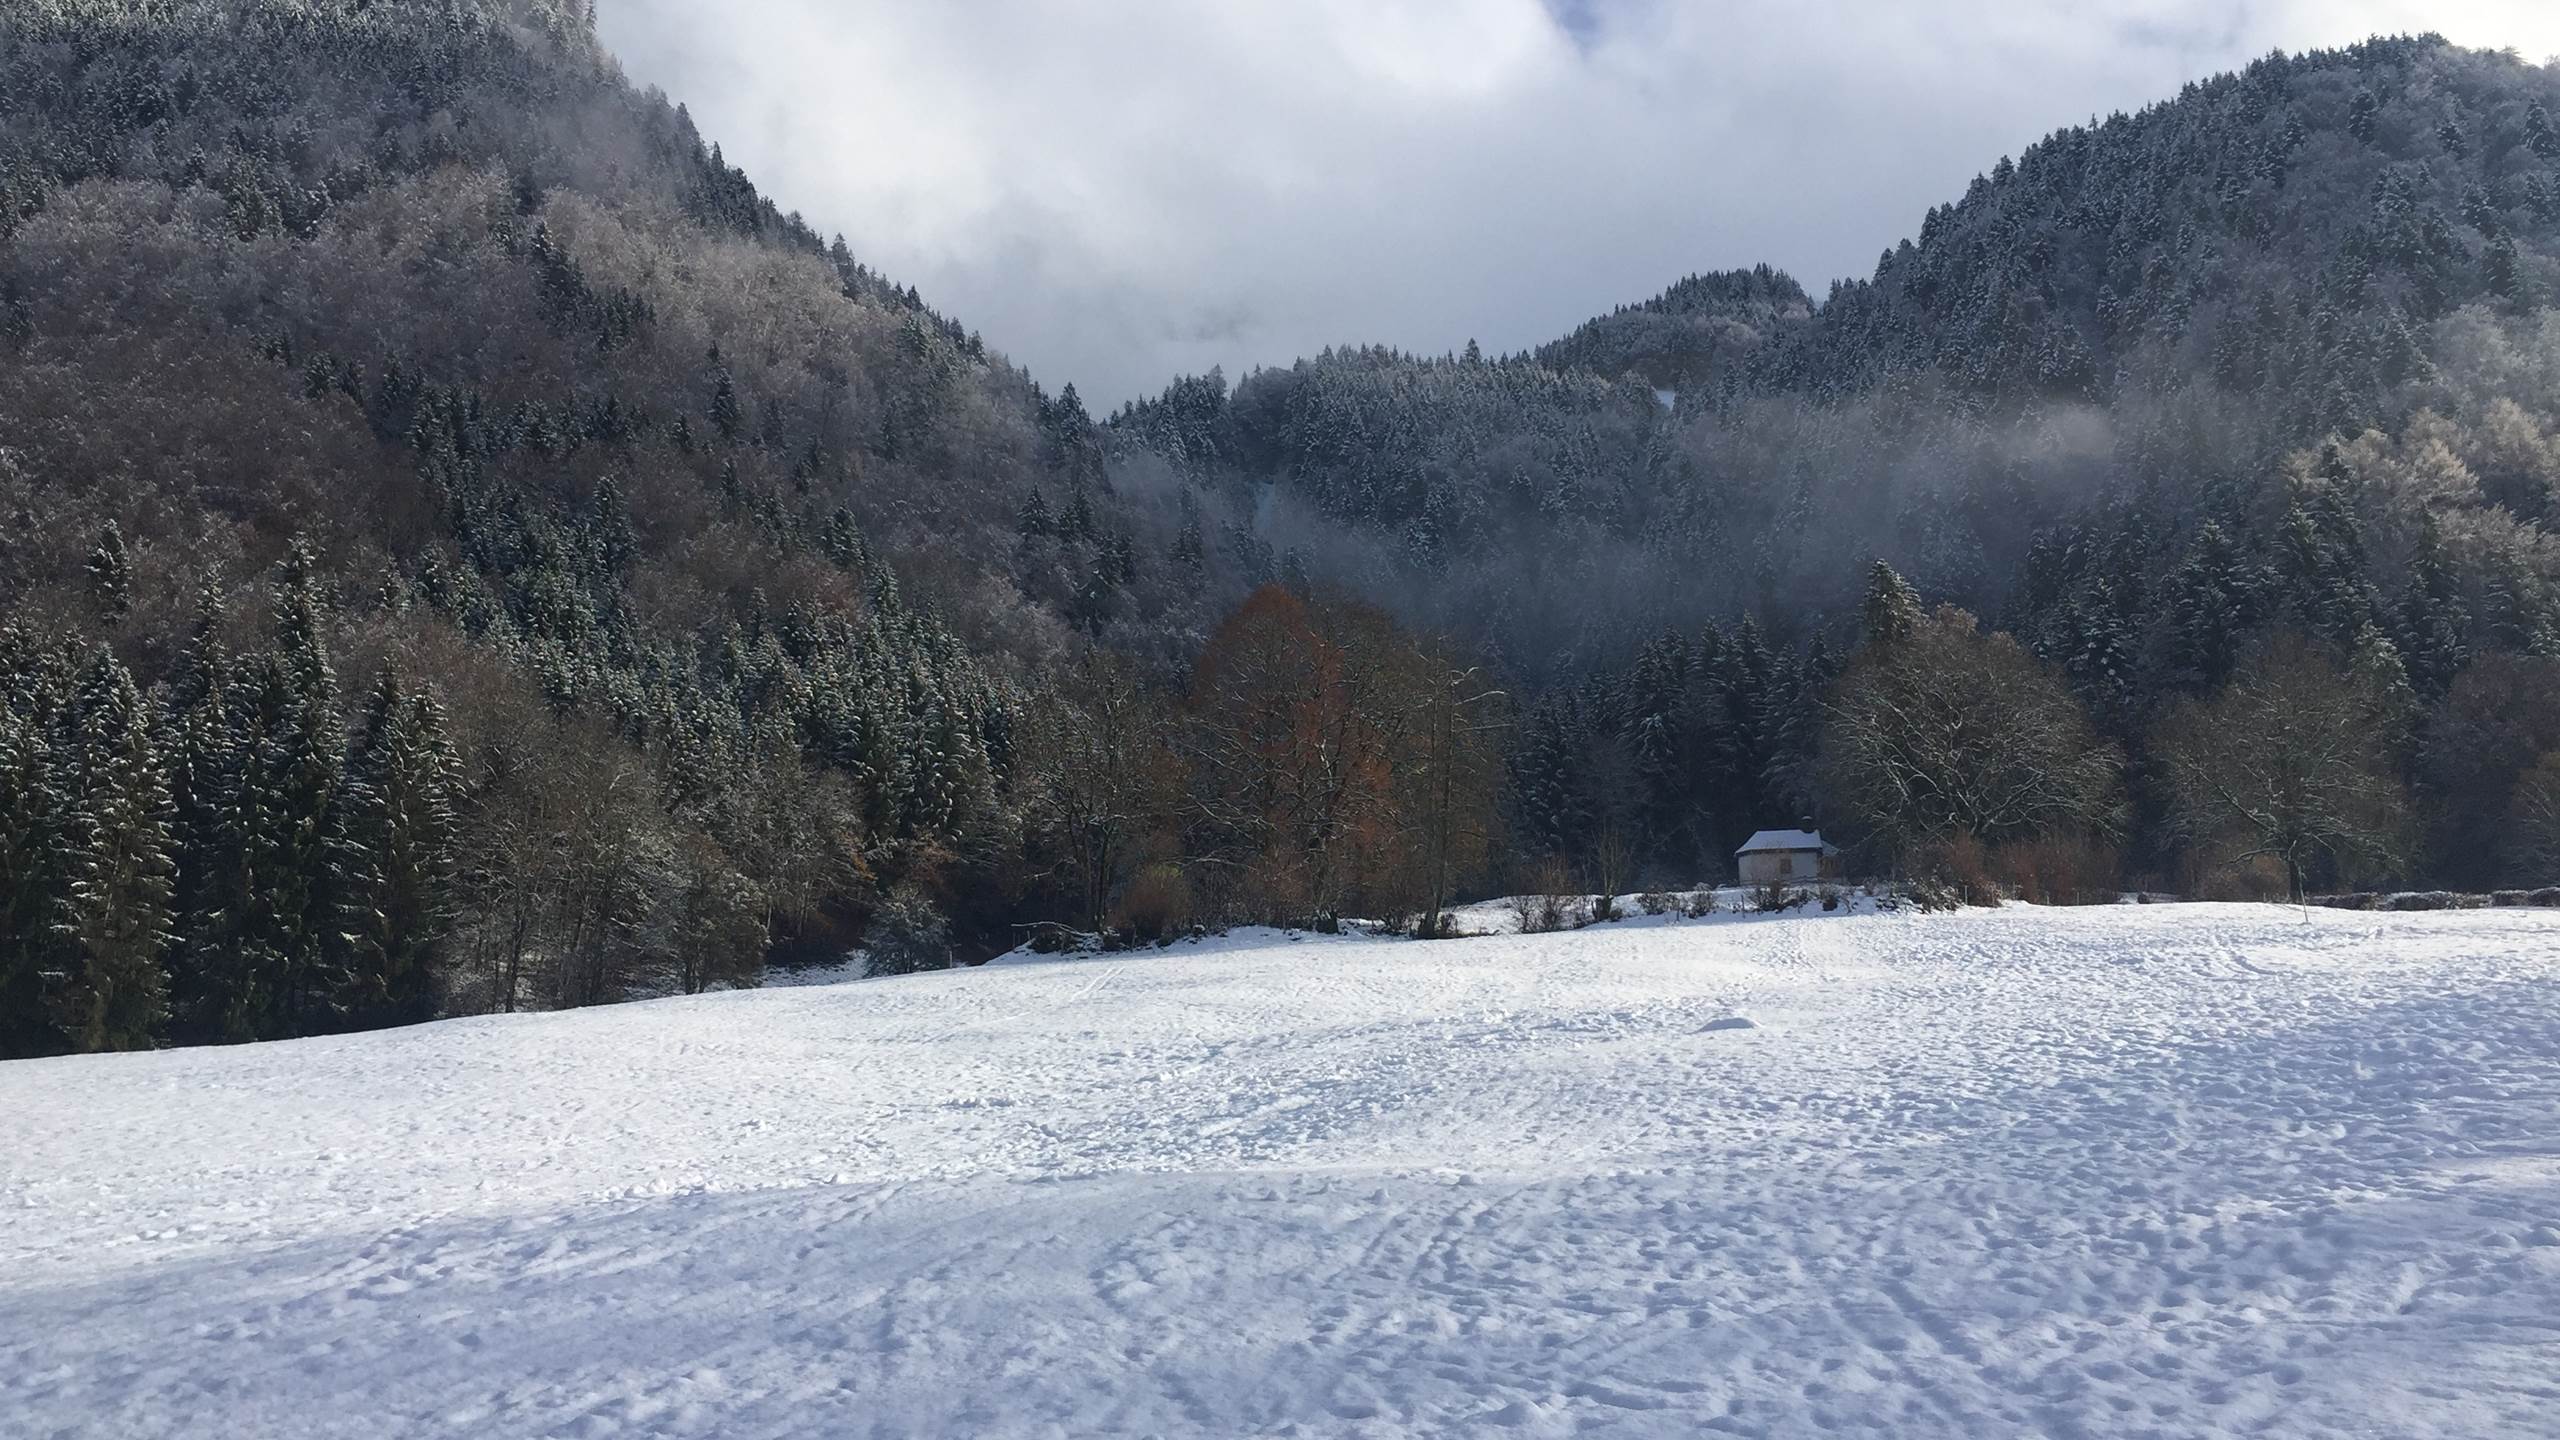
[1018,654,1176,933]
[2501,752,2560,885]
[1822,605,2122,861]
[2154,637,2409,900]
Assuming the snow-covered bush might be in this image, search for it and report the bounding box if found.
[863,885,953,976]
[1751,883,1810,913]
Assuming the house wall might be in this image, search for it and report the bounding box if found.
[1740,851,1822,884]
[1740,850,1824,884]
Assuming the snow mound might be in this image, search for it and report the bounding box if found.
[6,902,2559,1438]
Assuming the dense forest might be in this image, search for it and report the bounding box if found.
[2,3,2558,1056]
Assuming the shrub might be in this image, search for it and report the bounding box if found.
[1025,923,1084,953]
[1511,858,1578,934]
[863,883,952,976]
[1915,834,2004,906]
[1991,835,2121,905]
[1681,890,1718,918]
[2196,851,2288,903]
[1638,890,1677,917]
[1751,882,1809,913]
[1111,864,1193,944]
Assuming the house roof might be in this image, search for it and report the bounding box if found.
[1736,828,1827,855]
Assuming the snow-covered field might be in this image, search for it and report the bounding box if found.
[6,903,2560,1438]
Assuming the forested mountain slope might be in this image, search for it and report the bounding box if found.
[5,8,2560,1059]
[0,0,1232,1055]
[1533,265,1812,394]
[1114,36,2560,674]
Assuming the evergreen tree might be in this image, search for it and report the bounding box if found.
[227,540,350,1040]
[52,652,174,1052]
[1015,488,1053,540]
[163,599,252,1043]
[1625,632,1692,859]
[710,369,743,443]
[2058,580,2140,729]
[337,672,463,1029]
[0,695,67,1058]
[1172,512,1207,595]
[2274,470,2378,646]
[86,520,134,625]
[1506,699,1577,862]
[2348,90,2380,145]
[2398,516,2471,698]
[2164,523,2260,693]
[2484,233,2526,308]
[1860,560,1923,648]
[2348,622,2418,761]
[1060,483,1096,543]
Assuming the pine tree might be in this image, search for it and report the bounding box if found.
[163,596,251,1043]
[1172,512,1207,595]
[1016,488,1053,540]
[821,507,866,571]
[227,540,350,1040]
[87,521,133,625]
[1716,618,1779,832]
[0,695,68,1058]
[2485,233,2526,308]
[2165,522,2259,692]
[2348,90,2380,145]
[1860,560,1923,648]
[2059,579,2139,728]
[0,274,29,349]
[52,651,173,1052]
[1060,483,1096,543]
[1758,642,1827,821]
[1506,699,1576,862]
[1626,632,1691,859]
[2399,515,2471,698]
[710,369,743,443]
[2275,477,2378,645]
[2348,622,2418,759]
[337,671,462,1029]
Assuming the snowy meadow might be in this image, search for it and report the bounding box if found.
[5,902,2559,1438]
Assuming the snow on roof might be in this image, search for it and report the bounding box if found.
[1736,828,1826,854]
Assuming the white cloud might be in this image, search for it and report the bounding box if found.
[598,1,2560,406]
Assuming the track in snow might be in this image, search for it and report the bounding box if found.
[5,904,2559,1438]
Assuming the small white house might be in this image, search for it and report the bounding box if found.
[1736,828,1835,884]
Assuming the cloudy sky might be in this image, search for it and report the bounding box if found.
[599,2,2560,407]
